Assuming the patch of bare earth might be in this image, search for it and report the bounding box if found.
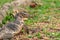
[10,21,60,40]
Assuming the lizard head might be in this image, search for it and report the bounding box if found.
[13,8,30,20]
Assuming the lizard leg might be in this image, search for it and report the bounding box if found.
[22,25,29,34]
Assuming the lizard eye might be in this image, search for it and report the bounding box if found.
[20,11,30,18]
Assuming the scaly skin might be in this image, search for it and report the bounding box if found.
[0,10,30,40]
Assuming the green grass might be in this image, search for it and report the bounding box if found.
[0,0,13,7]
[24,0,60,25]
[2,8,15,24]
[28,35,33,38]
[2,13,15,24]
[45,32,60,40]
[24,0,60,39]
[0,11,15,27]
[1,8,15,27]
[34,32,41,38]
[0,0,14,27]
[28,32,41,38]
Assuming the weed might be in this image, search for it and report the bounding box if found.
[34,32,41,38]
[28,35,33,38]
[2,10,15,25]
